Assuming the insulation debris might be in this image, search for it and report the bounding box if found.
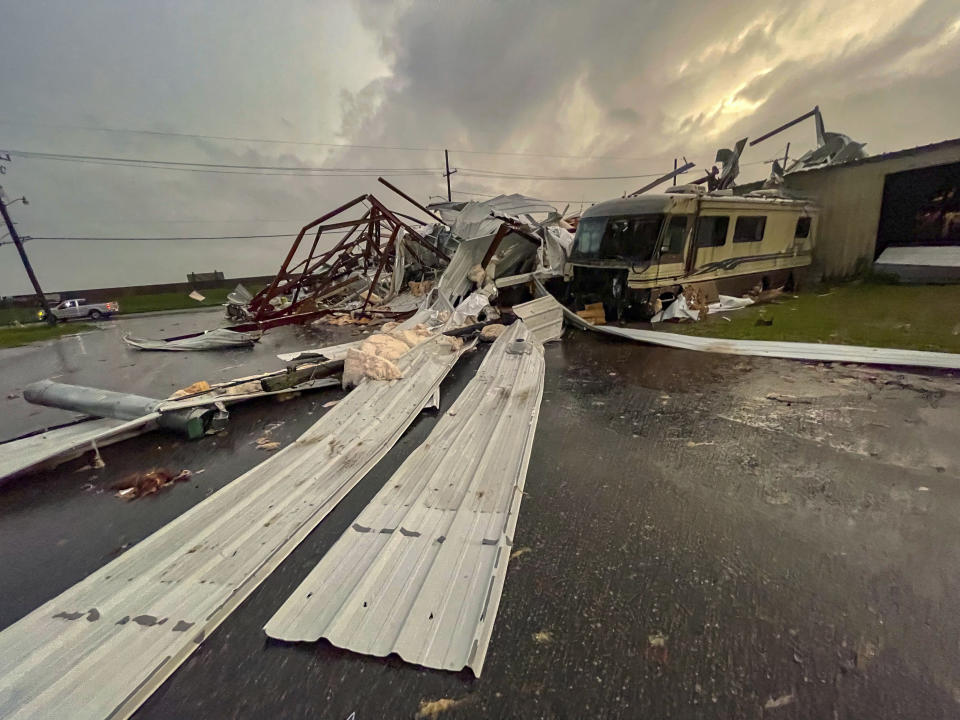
[169,381,212,399]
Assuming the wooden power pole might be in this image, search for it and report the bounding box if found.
[0,186,55,324]
[443,149,457,202]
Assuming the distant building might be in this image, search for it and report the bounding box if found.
[187,270,225,283]
[783,138,960,278]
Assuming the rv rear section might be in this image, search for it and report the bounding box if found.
[564,187,819,320]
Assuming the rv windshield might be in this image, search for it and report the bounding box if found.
[571,214,665,263]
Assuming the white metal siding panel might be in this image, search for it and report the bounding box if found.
[512,295,564,343]
[0,339,464,720]
[264,321,545,675]
[534,285,960,370]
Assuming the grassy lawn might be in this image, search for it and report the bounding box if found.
[662,283,960,353]
[0,323,96,349]
[0,285,266,325]
[115,288,233,314]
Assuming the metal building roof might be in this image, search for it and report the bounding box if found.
[0,338,465,720]
[264,321,545,675]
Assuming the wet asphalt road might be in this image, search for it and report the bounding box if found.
[2,326,960,719]
[0,309,338,442]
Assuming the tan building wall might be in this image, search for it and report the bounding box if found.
[784,140,960,278]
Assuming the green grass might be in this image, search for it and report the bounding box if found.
[115,288,234,314]
[663,283,960,353]
[0,306,46,325]
[0,323,96,348]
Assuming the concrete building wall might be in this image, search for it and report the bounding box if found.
[784,140,960,279]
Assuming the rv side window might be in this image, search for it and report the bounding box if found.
[795,216,811,238]
[696,216,729,247]
[660,215,689,261]
[733,216,766,243]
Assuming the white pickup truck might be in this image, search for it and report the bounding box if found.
[40,298,120,322]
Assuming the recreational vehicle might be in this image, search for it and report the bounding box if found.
[564,186,819,319]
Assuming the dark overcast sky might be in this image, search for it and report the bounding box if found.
[1,0,958,293]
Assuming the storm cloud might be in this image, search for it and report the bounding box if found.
[1,0,957,293]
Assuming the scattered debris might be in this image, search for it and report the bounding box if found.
[322,400,339,408]
[416,697,469,719]
[576,302,606,325]
[532,630,553,644]
[510,546,532,560]
[255,437,282,452]
[647,632,669,665]
[112,469,191,499]
[169,381,212,399]
[856,640,879,669]
[764,692,796,710]
[188,290,205,302]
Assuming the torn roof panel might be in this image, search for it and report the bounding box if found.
[0,338,465,720]
[264,321,545,675]
[448,194,558,241]
[537,283,960,370]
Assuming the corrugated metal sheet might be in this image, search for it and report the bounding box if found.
[0,338,465,720]
[436,232,534,306]
[264,321,545,675]
[512,295,564,343]
[534,282,960,370]
[0,415,159,483]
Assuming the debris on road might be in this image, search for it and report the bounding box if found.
[415,696,470,719]
[264,322,545,676]
[123,327,262,351]
[764,692,797,710]
[0,329,470,720]
[646,632,669,665]
[112,468,191,500]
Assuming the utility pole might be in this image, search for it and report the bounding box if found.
[673,158,678,186]
[443,149,457,202]
[783,142,790,169]
[0,185,55,324]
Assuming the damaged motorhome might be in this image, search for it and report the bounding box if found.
[564,186,819,320]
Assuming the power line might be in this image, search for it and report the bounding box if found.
[30,232,300,241]
[0,118,677,162]
[458,167,694,181]
[4,148,692,182]
[4,149,441,176]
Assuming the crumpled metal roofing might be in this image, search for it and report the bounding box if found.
[0,338,464,720]
[449,194,557,241]
[122,327,262,351]
[264,321,545,675]
[534,282,960,370]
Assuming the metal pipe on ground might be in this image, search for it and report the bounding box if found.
[23,380,213,439]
